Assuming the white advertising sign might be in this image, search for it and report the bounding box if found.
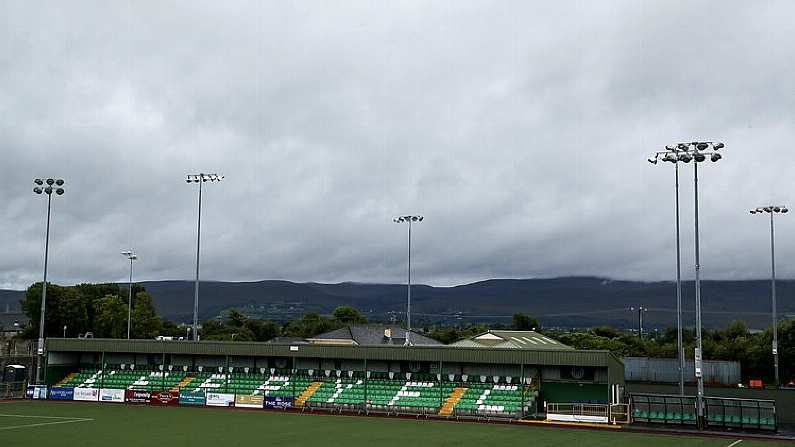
[74,387,100,402]
[547,413,609,424]
[100,388,125,403]
[205,392,235,407]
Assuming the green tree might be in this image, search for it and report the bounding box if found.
[332,306,367,325]
[284,312,340,338]
[94,295,127,338]
[130,292,161,339]
[245,319,280,342]
[22,283,89,338]
[512,313,539,331]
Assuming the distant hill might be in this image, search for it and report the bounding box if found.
[0,289,24,313]
[138,277,795,330]
[3,277,793,330]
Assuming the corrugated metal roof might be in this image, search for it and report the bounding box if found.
[46,338,615,370]
[308,325,441,346]
[450,330,573,350]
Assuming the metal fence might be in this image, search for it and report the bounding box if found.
[0,381,27,400]
[624,357,740,385]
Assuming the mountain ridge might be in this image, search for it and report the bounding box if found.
[2,277,792,330]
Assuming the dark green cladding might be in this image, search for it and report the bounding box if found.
[47,338,623,384]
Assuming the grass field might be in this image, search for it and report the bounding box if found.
[0,401,788,447]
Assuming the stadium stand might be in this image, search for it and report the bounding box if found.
[53,368,534,417]
[45,337,625,423]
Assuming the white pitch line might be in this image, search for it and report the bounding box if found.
[726,440,743,447]
[0,418,93,431]
[0,413,89,419]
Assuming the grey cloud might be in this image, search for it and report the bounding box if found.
[1,1,794,290]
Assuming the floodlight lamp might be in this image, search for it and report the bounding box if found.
[750,210,756,214]
[33,187,42,194]
[783,208,789,213]
[55,179,64,186]
[46,178,55,185]
[34,178,43,185]
[774,207,781,212]
[648,157,658,164]
[677,143,689,150]
[418,216,424,221]
[665,145,676,151]
[764,207,773,213]
[56,188,64,195]
[694,153,706,162]
[664,154,678,163]
[713,142,724,150]
[696,142,709,150]
[679,154,692,163]
[44,186,53,194]
[710,153,722,162]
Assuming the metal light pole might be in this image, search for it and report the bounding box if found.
[32,178,65,384]
[629,306,648,339]
[186,173,223,341]
[750,205,788,387]
[393,215,423,346]
[121,251,137,339]
[649,147,686,394]
[687,141,723,428]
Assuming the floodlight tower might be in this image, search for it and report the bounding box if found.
[649,141,724,425]
[749,205,788,387]
[32,177,65,384]
[629,306,648,339]
[681,141,723,428]
[121,251,137,339]
[186,173,223,341]
[648,146,686,394]
[393,215,423,346]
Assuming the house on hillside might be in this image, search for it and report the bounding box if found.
[0,312,26,338]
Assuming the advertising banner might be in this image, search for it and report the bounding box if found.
[49,387,74,401]
[100,388,125,403]
[73,387,100,402]
[149,390,179,406]
[26,385,47,400]
[179,390,206,406]
[234,394,264,409]
[264,396,293,409]
[125,390,151,404]
[206,392,235,407]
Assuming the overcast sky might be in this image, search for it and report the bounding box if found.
[1,1,794,290]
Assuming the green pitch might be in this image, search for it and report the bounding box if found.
[0,401,784,447]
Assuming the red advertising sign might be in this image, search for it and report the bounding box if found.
[149,390,179,406]
[125,390,152,404]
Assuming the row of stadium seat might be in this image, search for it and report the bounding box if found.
[632,409,775,427]
[60,370,185,390]
[56,369,534,417]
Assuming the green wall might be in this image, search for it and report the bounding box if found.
[541,382,608,404]
[46,365,75,386]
